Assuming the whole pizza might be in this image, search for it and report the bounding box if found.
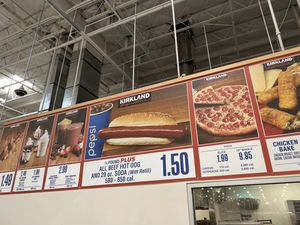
[194,85,256,136]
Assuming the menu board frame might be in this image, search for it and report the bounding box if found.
[0,46,299,194]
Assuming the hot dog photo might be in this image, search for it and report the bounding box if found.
[0,123,27,172]
[18,116,55,169]
[85,84,191,159]
[49,108,87,165]
[192,69,258,145]
[249,55,300,136]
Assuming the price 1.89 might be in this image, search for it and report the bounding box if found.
[1,173,13,187]
[161,152,189,176]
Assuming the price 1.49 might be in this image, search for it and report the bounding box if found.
[161,152,189,176]
[1,173,13,187]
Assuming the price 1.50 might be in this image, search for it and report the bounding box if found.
[1,173,13,187]
[161,152,189,176]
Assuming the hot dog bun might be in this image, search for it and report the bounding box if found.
[106,112,178,145]
[109,112,177,127]
[107,137,174,146]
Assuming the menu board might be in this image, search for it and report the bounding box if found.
[85,84,191,159]
[192,69,267,177]
[249,55,300,172]
[0,50,300,194]
[82,148,195,187]
[0,123,27,192]
[0,127,3,140]
[82,84,195,186]
[44,108,87,190]
[13,116,55,192]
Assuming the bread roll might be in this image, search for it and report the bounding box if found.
[106,112,178,146]
[260,107,295,130]
[258,86,279,105]
[109,112,177,127]
[278,71,297,110]
[107,137,173,146]
[258,74,300,105]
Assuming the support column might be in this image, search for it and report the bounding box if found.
[267,0,285,50]
[172,20,194,76]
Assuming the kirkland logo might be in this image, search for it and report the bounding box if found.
[205,73,227,81]
[119,92,151,108]
[264,57,294,70]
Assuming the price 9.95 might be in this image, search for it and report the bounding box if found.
[239,151,253,160]
[160,152,189,176]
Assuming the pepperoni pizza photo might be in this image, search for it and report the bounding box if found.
[192,69,258,145]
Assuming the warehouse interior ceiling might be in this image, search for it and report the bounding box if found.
[0,0,299,121]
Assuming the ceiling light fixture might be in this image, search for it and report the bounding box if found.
[14,84,27,96]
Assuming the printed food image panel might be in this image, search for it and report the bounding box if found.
[85,83,191,160]
[18,116,55,169]
[0,128,3,140]
[249,55,300,136]
[0,123,27,172]
[49,108,87,165]
[192,69,258,145]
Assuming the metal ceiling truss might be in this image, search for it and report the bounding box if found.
[101,0,293,78]
[0,0,298,122]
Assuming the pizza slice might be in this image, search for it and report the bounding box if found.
[194,86,225,105]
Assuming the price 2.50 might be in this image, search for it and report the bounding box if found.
[160,152,189,176]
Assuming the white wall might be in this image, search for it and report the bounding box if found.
[0,182,191,225]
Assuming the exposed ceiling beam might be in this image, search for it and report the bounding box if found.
[0,70,43,94]
[5,92,41,109]
[85,0,139,23]
[0,103,24,115]
[47,0,132,82]
[65,0,98,14]
[0,15,59,46]
[110,0,274,58]
[137,27,300,81]
[103,0,168,78]
[86,0,185,37]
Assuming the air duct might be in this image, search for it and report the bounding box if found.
[172,20,194,75]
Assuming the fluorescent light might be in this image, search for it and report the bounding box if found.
[0,75,34,89]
